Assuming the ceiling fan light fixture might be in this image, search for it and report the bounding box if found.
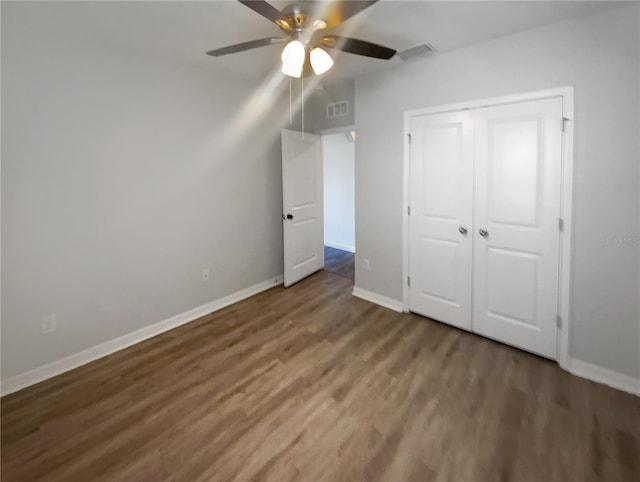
[310,47,334,75]
[281,39,305,78]
[207,1,396,76]
[281,40,306,78]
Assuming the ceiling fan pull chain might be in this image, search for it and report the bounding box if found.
[289,77,292,127]
[301,74,305,138]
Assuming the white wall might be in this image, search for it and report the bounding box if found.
[290,79,355,133]
[323,133,355,252]
[1,4,286,380]
[355,6,640,378]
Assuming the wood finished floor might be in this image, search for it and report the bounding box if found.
[324,246,354,281]
[2,271,639,481]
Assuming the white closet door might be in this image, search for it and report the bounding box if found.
[409,111,474,330]
[472,98,563,359]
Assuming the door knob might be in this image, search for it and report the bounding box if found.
[282,213,294,220]
[479,228,489,237]
[458,226,468,235]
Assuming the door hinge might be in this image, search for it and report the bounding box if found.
[559,218,564,232]
[407,276,411,287]
[562,117,569,132]
[556,314,562,329]
[407,133,412,144]
[407,205,411,216]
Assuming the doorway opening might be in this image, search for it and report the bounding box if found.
[322,129,355,281]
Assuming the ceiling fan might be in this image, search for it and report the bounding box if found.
[206,0,396,78]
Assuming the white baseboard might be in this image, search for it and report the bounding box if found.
[1,275,283,396]
[7,275,635,399]
[352,286,404,313]
[566,358,640,396]
[324,242,355,253]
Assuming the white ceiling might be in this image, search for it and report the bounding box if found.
[11,0,627,83]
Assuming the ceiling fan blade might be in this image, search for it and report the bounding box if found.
[237,0,291,30]
[206,37,287,57]
[317,35,396,59]
[322,1,378,29]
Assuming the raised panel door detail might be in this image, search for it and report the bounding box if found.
[421,125,461,219]
[292,218,318,269]
[488,118,541,227]
[290,140,318,208]
[418,238,459,305]
[486,248,538,327]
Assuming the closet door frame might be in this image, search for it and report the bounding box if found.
[402,86,574,369]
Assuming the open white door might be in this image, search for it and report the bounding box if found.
[281,129,324,287]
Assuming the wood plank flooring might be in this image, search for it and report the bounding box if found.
[2,271,639,481]
[324,246,354,281]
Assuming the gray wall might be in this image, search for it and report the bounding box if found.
[291,78,355,133]
[355,5,640,377]
[1,5,286,379]
[310,79,356,132]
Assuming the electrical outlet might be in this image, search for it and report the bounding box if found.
[42,315,57,334]
[363,258,370,271]
[202,268,210,282]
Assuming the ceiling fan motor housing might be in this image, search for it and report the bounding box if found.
[280,4,325,31]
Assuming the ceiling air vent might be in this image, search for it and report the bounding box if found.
[397,44,435,61]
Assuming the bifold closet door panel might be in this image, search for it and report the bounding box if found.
[472,98,563,359]
[408,111,474,330]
